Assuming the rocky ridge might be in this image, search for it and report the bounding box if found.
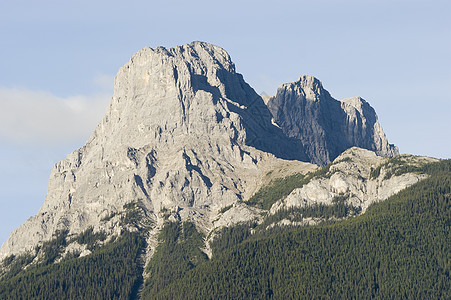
[267,76,398,165]
[269,147,436,216]
[1,42,403,265]
[0,42,313,261]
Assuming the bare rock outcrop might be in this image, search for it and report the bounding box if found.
[270,147,437,214]
[267,75,399,165]
[0,42,401,262]
[0,42,313,259]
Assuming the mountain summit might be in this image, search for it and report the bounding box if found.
[0,41,397,260]
[267,75,398,165]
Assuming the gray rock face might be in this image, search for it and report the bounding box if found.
[0,42,399,261]
[267,75,399,165]
[270,147,435,215]
[0,42,313,259]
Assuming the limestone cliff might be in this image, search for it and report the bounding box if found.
[0,42,400,262]
[0,42,314,259]
[270,147,436,216]
[267,75,399,165]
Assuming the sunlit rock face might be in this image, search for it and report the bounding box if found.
[267,75,398,166]
[0,42,312,259]
[0,42,397,261]
[270,147,432,215]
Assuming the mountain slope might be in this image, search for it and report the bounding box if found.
[1,158,448,299]
[0,42,396,262]
[0,41,315,261]
[0,232,144,299]
[267,75,398,165]
[150,159,451,299]
[0,41,414,299]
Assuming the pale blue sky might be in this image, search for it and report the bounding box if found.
[1,0,450,245]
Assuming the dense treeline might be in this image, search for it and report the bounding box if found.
[210,222,255,256]
[74,226,107,251]
[0,159,449,299]
[210,200,360,257]
[152,160,451,299]
[258,202,361,230]
[0,232,144,300]
[141,222,208,298]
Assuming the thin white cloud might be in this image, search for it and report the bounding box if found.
[92,73,116,91]
[0,87,111,145]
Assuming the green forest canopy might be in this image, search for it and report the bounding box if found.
[0,159,449,299]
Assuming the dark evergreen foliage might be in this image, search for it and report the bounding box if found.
[152,160,451,299]
[73,226,107,250]
[210,222,255,256]
[370,156,424,180]
[0,232,144,300]
[0,252,35,281]
[258,202,361,231]
[0,159,449,299]
[140,222,208,298]
[39,229,69,265]
[246,173,307,210]
[246,158,352,210]
[219,204,233,214]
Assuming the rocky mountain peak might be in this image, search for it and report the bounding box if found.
[275,75,328,104]
[0,42,398,261]
[0,42,307,259]
[92,41,297,158]
[284,75,328,101]
[267,76,398,165]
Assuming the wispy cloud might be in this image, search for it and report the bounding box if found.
[0,87,110,145]
[92,73,116,92]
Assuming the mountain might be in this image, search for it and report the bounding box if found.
[267,75,398,165]
[0,41,315,260]
[1,154,449,299]
[1,42,445,299]
[0,41,397,261]
[150,158,450,299]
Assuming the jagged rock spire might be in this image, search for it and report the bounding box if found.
[0,43,397,260]
[267,75,398,165]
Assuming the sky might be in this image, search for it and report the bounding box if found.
[0,0,450,246]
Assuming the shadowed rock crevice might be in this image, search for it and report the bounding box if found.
[134,174,149,198]
[182,152,213,188]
